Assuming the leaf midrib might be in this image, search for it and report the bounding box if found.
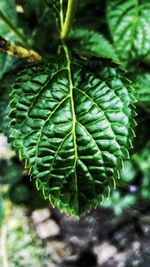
[63,44,78,206]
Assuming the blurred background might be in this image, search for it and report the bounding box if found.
[1,126,150,267]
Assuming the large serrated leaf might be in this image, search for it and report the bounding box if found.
[10,50,135,216]
[70,28,119,63]
[107,0,150,63]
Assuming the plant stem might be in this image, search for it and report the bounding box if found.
[61,0,77,40]
[0,37,42,62]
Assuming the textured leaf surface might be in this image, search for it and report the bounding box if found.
[131,71,150,112]
[10,50,135,216]
[0,73,16,135]
[70,28,119,63]
[107,0,150,63]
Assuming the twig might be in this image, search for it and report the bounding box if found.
[0,36,42,62]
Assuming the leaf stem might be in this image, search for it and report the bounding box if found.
[61,0,77,40]
[0,37,42,62]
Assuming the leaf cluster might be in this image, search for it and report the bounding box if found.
[0,0,150,216]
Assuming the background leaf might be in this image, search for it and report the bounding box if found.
[0,0,17,41]
[0,73,17,135]
[0,0,26,78]
[107,0,150,64]
[70,28,119,63]
[131,71,150,112]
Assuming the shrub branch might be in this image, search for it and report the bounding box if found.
[0,36,42,62]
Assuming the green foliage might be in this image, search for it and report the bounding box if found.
[70,28,119,63]
[131,71,150,112]
[107,0,150,64]
[0,73,17,135]
[0,0,17,41]
[103,151,150,216]
[0,0,19,77]
[0,0,150,216]
[0,158,22,185]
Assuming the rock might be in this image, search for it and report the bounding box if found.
[36,219,60,239]
[0,134,15,159]
[94,242,117,265]
[46,240,71,263]
[31,208,51,224]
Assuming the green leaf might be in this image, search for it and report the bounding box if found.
[0,0,26,44]
[0,0,26,77]
[10,50,135,216]
[0,73,16,135]
[131,71,150,112]
[0,0,17,40]
[107,0,150,63]
[0,54,15,79]
[70,28,119,63]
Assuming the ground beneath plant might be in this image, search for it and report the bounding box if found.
[30,204,150,267]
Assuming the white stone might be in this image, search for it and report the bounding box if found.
[0,134,15,159]
[36,219,60,239]
[31,209,50,224]
[94,242,117,264]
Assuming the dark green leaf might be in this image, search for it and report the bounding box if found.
[0,0,26,44]
[0,0,17,40]
[0,73,17,134]
[10,51,135,216]
[131,71,150,112]
[107,0,150,63]
[0,54,16,79]
[70,28,119,63]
